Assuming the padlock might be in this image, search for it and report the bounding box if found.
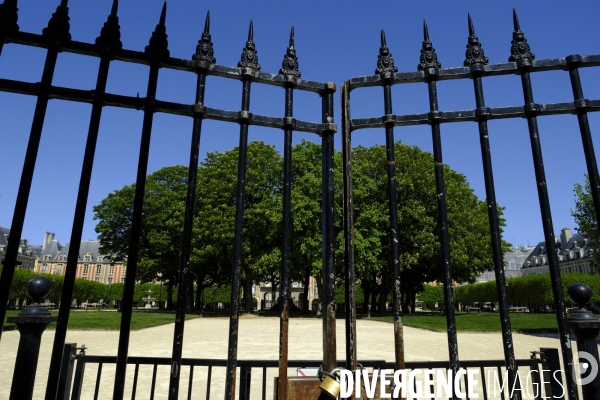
[319,374,341,398]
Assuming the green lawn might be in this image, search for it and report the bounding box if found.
[374,312,559,333]
[3,310,199,331]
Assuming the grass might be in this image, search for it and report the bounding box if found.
[373,312,560,333]
[3,309,200,331]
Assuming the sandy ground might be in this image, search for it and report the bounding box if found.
[0,315,591,399]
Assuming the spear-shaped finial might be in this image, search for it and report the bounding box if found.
[43,0,71,45]
[203,10,210,34]
[111,0,118,17]
[418,19,441,71]
[145,1,170,61]
[159,1,166,27]
[375,29,397,75]
[464,13,488,66]
[280,24,300,76]
[0,0,20,35]
[95,0,122,53]
[193,10,215,63]
[509,8,534,62]
[468,13,475,37]
[238,19,260,69]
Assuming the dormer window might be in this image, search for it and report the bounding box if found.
[98,256,103,262]
[83,254,91,262]
[58,255,66,261]
[43,255,50,261]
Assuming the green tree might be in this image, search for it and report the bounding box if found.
[572,175,600,270]
[351,142,510,315]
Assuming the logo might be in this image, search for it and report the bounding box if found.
[572,351,599,386]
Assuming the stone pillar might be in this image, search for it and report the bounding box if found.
[567,283,600,400]
[8,276,57,400]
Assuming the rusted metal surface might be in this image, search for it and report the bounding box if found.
[283,377,321,399]
[375,32,405,372]
[341,82,358,382]
[321,89,337,372]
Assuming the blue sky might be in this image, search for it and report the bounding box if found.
[2,0,600,249]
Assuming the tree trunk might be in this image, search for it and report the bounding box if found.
[302,268,311,314]
[316,275,324,317]
[244,272,254,313]
[166,282,174,309]
[378,264,389,316]
[195,281,202,311]
[362,281,370,314]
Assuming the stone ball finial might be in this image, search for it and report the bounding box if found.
[568,283,593,309]
[26,276,52,303]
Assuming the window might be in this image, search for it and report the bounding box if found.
[42,263,48,272]
[109,266,115,274]
[59,255,65,261]
[43,255,50,261]
[84,254,91,262]
[94,277,99,282]
[98,256,103,262]
[121,278,126,283]
[56,264,63,274]
[96,264,101,274]
[108,277,113,284]
[83,264,89,274]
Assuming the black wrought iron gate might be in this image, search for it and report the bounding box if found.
[2,1,600,400]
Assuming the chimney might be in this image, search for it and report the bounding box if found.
[560,228,572,250]
[43,232,55,250]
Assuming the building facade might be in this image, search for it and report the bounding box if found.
[0,226,37,271]
[475,245,534,283]
[521,227,595,275]
[33,232,126,284]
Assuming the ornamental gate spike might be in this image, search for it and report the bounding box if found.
[238,20,260,70]
[375,29,397,75]
[0,0,19,36]
[193,10,215,63]
[508,8,535,62]
[280,25,300,77]
[94,0,122,54]
[145,1,170,61]
[418,19,441,70]
[42,0,71,45]
[464,13,488,66]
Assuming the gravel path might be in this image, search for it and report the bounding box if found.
[0,315,586,399]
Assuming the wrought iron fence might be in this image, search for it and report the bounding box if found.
[3,1,600,400]
[0,1,335,399]
[342,9,600,400]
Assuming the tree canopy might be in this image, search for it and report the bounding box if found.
[572,174,600,270]
[93,139,508,313]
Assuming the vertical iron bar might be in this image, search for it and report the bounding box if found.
[225,76,252,399]
[341,82,358,374]
[169,69,207,400]
[278,83,293,400]
[113,5,169,398]
[262,366,267,400]
[428,78,460,385]
[46,4,122,389]
[519,69,578,400]
[112,62,160,399]
[70,350,86,400]
[481,367,487,400]
[471,73,520,399]
[132,364,140,400]
[150,364,158,400]
[0,45,59,341]
[93,363,103,400]
[382,82,405,371]
[57,343,77,400]
[206,366,212,400]
[567,61,600,231]
[188,365,194,400]
[321,87,336,372]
